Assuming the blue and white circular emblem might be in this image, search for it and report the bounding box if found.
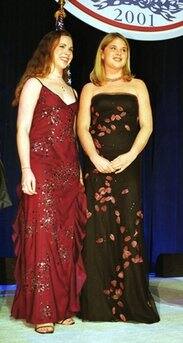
[57,0,183,40]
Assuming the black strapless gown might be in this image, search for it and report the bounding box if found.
[80,93,160,323]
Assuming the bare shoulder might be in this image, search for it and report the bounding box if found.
[80,82,96,101]
[81,82,95,93]
[20,78,42,103]
[22,77,42,93]
[133,78,146,88]
[131,78,149,99]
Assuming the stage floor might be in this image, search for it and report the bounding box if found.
[0,276,183,343]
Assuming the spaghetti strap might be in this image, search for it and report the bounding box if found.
[72,88,78,100]
[34,77,43,85]
[11,77,87,325]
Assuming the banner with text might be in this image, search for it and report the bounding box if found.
[62,0,183,41]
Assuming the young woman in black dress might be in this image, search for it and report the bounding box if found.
[77,32,159,323]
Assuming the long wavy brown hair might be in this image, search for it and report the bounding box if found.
[90,32,133,86]
[12,30,72,106]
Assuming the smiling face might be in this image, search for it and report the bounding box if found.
[90,33,132,86]
[52,35,73,71]
[102,37,128,74]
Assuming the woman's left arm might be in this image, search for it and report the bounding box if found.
[111,79,153,173]
[73,90,84,185]
[74,116,84,185]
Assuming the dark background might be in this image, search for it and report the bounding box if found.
[0,0,183,273]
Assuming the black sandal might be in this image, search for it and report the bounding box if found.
[57,318,75,325]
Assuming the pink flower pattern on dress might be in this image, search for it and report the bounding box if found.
[81,94,159,323]
[86,170,144,321]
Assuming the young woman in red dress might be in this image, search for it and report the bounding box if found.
[11,30,87,334]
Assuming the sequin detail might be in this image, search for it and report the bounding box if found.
[11,85,87,324]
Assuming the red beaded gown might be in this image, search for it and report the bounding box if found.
[11,84,87,324]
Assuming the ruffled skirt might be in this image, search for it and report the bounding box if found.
[11,179,87,324]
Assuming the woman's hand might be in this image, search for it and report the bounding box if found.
[79,167,84,186]
[111,151,137,174]
[21,168,37,195]
[90,154,115,173]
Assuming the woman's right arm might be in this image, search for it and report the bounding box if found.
[17,78,42,195]
[77,83,114,173]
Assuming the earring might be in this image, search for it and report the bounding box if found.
[67,65,72,85]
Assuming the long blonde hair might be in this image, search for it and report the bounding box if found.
[90,32,133,86]
[12,30,72,106]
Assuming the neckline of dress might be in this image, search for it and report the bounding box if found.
[41,84,77,106]
[91,92,138,102]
